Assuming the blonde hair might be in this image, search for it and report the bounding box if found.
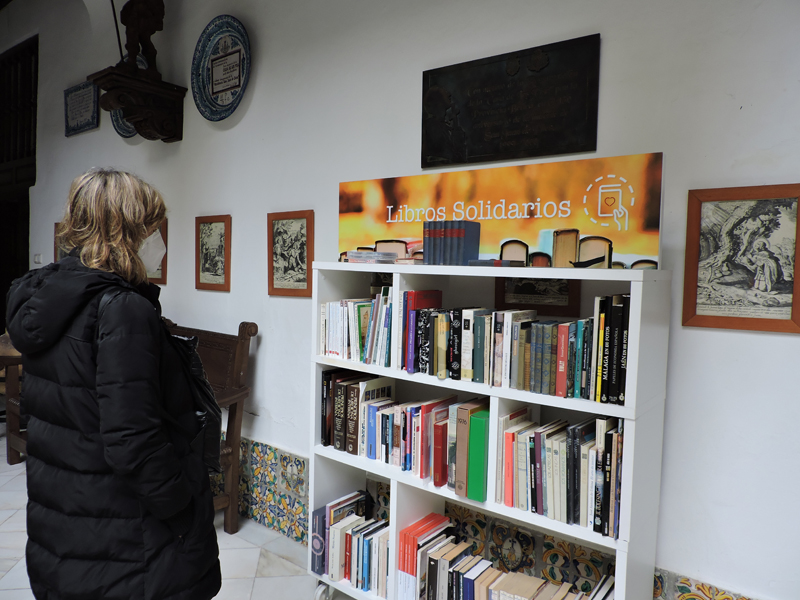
[56,169,166,284]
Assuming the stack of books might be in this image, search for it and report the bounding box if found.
[320,285,393,368]
[310,490,392,597]
[422,220,481,265]
[495,413,625,539]
[398,291,632,406]
[319,369,496,504]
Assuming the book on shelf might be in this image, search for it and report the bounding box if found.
[552,228,579,268]
[593,417,618,534]
[576,236,612,269]
[330,513,365,581]
[332,374,371,451]
[454,397,489,497]
[466,408,491,502]
[529,251,551,267]
[515,422,538,511]
[495,406,533,504]
[375,238,423,258]
[500,238,529,264]
[447,308,463,380]
[403,290,443,373]
[502,420,534,509]
[587,575,614,600]
[462,308,490,381]
[468,259,526,267]
[346,250,397,264]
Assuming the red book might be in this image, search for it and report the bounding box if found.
[433,419,448,487]
[344,531,352,580]
[555,322,570,397]
[418,394,458,479]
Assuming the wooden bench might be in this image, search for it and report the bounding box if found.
[164,320,258,534]
[1,321,258,536]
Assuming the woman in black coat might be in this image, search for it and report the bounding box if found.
[5,169,221,599]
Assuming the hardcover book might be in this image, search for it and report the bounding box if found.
[466,409,491,502]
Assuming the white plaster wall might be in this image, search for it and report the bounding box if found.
[2,0,799,597]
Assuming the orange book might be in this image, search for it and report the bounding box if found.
[503,421,533,507]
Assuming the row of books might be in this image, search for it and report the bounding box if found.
[397,512,588,600]
[310,489,391,597]
[497,411,624,539]
[320,369,494,502]
[320,286,393,367]
[399,291,631,405]
[422,220,481,266]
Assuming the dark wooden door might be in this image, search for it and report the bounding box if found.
[0,36,38,332]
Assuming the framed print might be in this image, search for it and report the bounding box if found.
[494,277,581,317]
[196,215,231,292]
[64,82,99,137]
[268,210,314,297]
[683,184,800,333]
[146,219,168,284]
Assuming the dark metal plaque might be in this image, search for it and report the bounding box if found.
[421,34,600,168]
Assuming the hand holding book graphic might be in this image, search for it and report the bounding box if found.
[612,204,629,231]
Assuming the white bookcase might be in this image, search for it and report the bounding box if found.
[307,261,671,600]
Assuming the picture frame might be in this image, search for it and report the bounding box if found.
[196,215,231,292]
[682,184,800,333]
[268,210,314,297]
[64,81,99,137]
[494,277,581,317]
[146,219,168,284]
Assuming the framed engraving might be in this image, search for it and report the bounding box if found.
[268,210,314,297]
[494,277,581,317]
[683,184,800,333]
[146,219,168,284]
[196,215,231,292]
[64,82,99,137]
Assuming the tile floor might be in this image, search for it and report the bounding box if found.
[0,441,323,600]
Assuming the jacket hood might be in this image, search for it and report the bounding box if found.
[5,257,138,355]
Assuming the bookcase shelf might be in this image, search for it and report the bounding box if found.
[308,261,671,600]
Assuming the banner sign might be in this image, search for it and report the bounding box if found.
[339,153,663,265]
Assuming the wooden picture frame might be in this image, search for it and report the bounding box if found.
[494,277,581,317]
[196,215,231,292]
[683,184,800,333]
[146,219,168,284]
[268,210,314,297]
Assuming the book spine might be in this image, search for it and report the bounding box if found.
[565,425,575,524]
[607,303,623,404]
[528,437,537,513]
[345,384,360,455]
[437,313,449,380]
[594,438,605,533]
[400,291,408,370]
[501,315,513,388]
[602,430,614,536]
[384,303,393,368]
[549,327,558,396]
[559,437,568,523]
[473,316,485,383]
[618,296,630,405]
[311,507,326,575]
[522,329,531,391]
[433,420,448,487]
[392,405,402,466]
[515,432,529,510]
[509,322,520,390]
[454,405,472,496]
[541,325,552,396]
[407,309,418,374]
[461,310,474,381]
[552,438,562,521]
[466,411,489,502]
[503,431,515,508]
[600,297,612,403]
[545,437,555,519]
[492,313,504,387]
[534,431,545,515]
[428,311,438,376]
[417,310,430,375]
[367,404,377,459]
[567,322,577,398]
[333,382,347,451]
[588,447,597,530]
[532,323,543,393]
[320,372,331,446]
[455,220,465,266]
[423,221,431,265]
[448,308,462,380]
[574,320,584,398]
[555,323,569,397]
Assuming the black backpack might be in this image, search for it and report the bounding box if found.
[98,289,222,473]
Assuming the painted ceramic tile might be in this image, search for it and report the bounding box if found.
[238,438,253,517]
[279,452,307,497]
[487,518,536,574]
[375,481,390,521]
[268,491,308,544]
[209,471,224,497]
[444,502,490,544]
[251,441,278,485]
[674,577,738,600]
[538,535,613,594]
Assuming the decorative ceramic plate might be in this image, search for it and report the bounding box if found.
[191,15,250,122]
[111,53,148,138]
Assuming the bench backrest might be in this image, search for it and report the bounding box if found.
[164,320,258,394]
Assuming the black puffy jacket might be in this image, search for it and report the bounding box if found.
[5,256,221,600]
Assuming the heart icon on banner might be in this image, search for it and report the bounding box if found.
[604,196,616,207]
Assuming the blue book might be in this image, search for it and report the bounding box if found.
[574,320,584,398]
[541,323,555,396]
[462,560,491,600]
[473,315,485,384]
[361,535,371,591]
[459,220,481,266]
[382,303,392,368]
[367,403,380,459]
[532,322,544,393]
[443,220,453,265]
[407,309,418,374]
[433,221,443,265]
[423,220,431,265]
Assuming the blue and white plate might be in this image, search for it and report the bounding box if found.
[111,53,148,138]
[191,15,250,122]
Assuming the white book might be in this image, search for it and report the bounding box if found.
[580,440,596,527]
[320,303,327,355]
[547,432,567,520]
[330,514,364,581]
[558,436,568,524]
[461,308,488,381]
[587,446,597,530]
[515,424,537,510]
